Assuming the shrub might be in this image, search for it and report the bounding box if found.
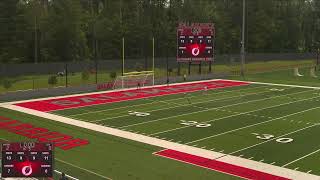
[82,70,90,81]
[3,79,12,89]
[110,72,117,79]
[48,75,58,86]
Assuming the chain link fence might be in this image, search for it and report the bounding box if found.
[0,53,317,102]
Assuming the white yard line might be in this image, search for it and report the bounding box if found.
[224,79,320,90]
[0,79,224,105]
[2,105,318,180]
[217,155,320,180]
[54,170,79,180]
[226,116,320,155]
[91,88,276,123]
[186,105,320,145]
[67,85,268,117]
[56,158,113,180]
[150,90,317,136]
[282,148,320,167]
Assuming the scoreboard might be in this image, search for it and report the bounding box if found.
[177,23,215,62]
[1,142,53,178]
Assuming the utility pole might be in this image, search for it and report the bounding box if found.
[34,15,38,64]
[240,0,246,78]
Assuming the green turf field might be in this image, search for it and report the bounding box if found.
[2,80,320,179]
[50,82,320,177]
[0,107,242,180]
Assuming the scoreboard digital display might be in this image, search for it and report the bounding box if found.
[177,23,215,62]
[1,142,53,178]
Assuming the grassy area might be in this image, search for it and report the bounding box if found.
[0,59,315,94]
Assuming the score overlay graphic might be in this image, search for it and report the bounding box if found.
[1,142,53,178]
[177,23,215,62]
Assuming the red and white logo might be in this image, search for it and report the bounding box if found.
[191,47,200,56]
[22,165,33,176]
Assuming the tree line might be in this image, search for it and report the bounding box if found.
[0,0,319,63]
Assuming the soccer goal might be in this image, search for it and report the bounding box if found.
[113,71,154,89]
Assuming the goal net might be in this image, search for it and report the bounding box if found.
[113,71,154,90]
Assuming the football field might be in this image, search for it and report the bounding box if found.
[3,79,320,179]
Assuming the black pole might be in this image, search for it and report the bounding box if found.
[188,62,191,75]
[317,48,319,70]
[199,62,201,74]
[178,62,181,76]
[166,48,169,84]
[166,57,169,84]
[209,61,212,73]
[65,63,68,87]
[95,59,98,84]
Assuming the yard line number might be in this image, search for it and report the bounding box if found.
[270,88,285,92]
[128,111,150,117]
[180,120,211,128]
[252,133,293,144]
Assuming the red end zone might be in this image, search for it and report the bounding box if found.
[15,80,249,112]
[155,149,290,180]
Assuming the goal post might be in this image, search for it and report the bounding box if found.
[117,37,155,90]
[113,70,155,90]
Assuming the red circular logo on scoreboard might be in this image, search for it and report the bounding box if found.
[187,44,206,57]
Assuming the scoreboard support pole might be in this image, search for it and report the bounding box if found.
[209,61,212,73]
[178,62,181,76]
[198,62,202,74]
[188,62,191,75]
[122,37,125,76]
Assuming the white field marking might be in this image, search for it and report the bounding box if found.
[151,91,318,136]
[5,106,318,180]
[295,167,300,170]
[185,106,320,145]
[248,157,254,160]
[308,170,313,173]
[122,89,315,129]
[218,155,320,180]
[282,148,320,167]
[4,79,252,112]
[260,159,264,162]
[239,155,244,157]
[88,87,275,123]
[68,85,269,117]
[153,150,252,180]
[56,158,113,180]
[223,79,320,90]
[54,170,79,180]
[227,123,319,155]
[271,162,276,165]
[201,146,206,149]
[0,79,221,105]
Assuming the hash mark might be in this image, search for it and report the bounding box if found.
[294,167,299,170]
[248,157,254,160]
[270,162,276,165]
[307,170,312,173]
[201,146,206,149]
